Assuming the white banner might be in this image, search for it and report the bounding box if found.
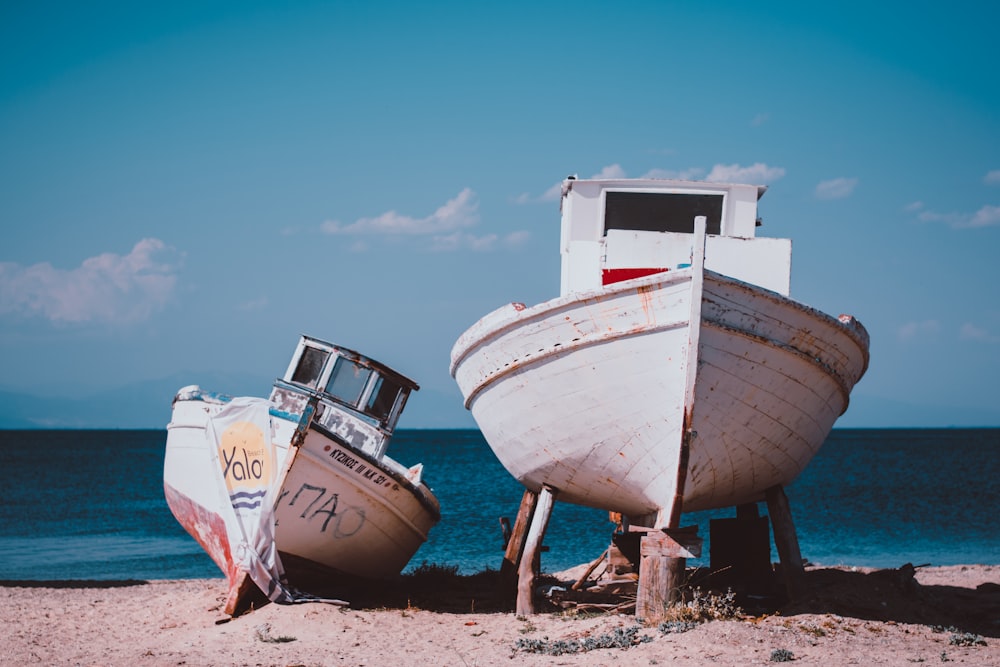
[205,397,292,604]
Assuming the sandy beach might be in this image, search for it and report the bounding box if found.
[3,563,998,666]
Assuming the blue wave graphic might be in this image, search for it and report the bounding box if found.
[230,489,266,510]
[230,490,267,502]
[232,500,263,510]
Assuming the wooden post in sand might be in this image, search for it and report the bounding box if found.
[516,485,556,616]
[765,484,805,600]
[500,488,538,589]
[635,526,702,621]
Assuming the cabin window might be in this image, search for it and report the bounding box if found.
[325,357,372,406]
[604,192,723,236]
[366,375,403,422]
[291,346,329,388]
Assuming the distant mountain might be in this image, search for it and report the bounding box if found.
[3,379,991,431]
[0,373,476,430]
[0,372,272,429]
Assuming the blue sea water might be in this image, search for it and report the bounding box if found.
[0,428,996,581]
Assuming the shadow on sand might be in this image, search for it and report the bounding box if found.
[782,565,999,638]
[8,564,993,639]
[292,563,999,639]
[0,579,150,589]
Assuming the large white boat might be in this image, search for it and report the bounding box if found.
[450,177,869,530]
[165,335,439,615]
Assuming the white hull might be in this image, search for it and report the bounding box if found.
[272,422,439,578]
[451,268,869,521]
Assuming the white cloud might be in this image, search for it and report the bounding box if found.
[322,188,478,235]
[985,170,1000,185]
[705,163,786,184]
[537,164,628,202]
[530,162,782,205]
[591,164,627,180]
[320,189,530,252]
[539,183,563,202]
[428,230,530,253]
[959,323,999,343]
[815,177,859,200]
[750,112,770,127]
[0,238,180,325]
[965,204,1000,228]
[897,319,940,341]
[904,201,924,212]
[916,204,1000,229]
[641,167,706,180]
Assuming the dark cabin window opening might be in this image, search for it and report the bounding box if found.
[291,346,328,388]
[604,192,724,236]
[326,357,372,406]
[366,375,403,422]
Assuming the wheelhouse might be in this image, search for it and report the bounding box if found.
[277,335,418,434]
[559,178,792,297]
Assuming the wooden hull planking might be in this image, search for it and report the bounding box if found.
[450,268,869,522]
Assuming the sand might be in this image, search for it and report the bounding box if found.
[3,564,998,666]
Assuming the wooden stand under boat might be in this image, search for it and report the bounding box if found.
[500,486,558,616]
[765,484,806,600]
[634,526,702,621]
[501,483,807,619]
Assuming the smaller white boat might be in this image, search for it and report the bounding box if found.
[164,335,439,615]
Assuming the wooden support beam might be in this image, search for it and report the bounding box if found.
[500,488,538,588]
[515,485,556,616]
[765,484,805,600]
[635,527,702,621]
[571,548,609,591]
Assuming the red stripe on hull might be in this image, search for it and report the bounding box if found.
[163,483,257,614]
[602,267,670,285]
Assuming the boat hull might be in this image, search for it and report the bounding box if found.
[164,389,439,611]
[271,422,440,579]
[450,269,869,520]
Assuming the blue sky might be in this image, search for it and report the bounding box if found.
[1,1,998,428]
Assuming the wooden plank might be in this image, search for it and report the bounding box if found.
[571,548,609,591]
[765,485,805,600]
[637,526,703,558]
[516,485,556,616]
[636,538,685,621]
[499,488,538,587]
[635,527,702,621]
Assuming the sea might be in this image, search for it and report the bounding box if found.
[0,428,997,581]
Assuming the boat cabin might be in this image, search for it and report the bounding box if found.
[269,335,418,459]
[558,178,792,297]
